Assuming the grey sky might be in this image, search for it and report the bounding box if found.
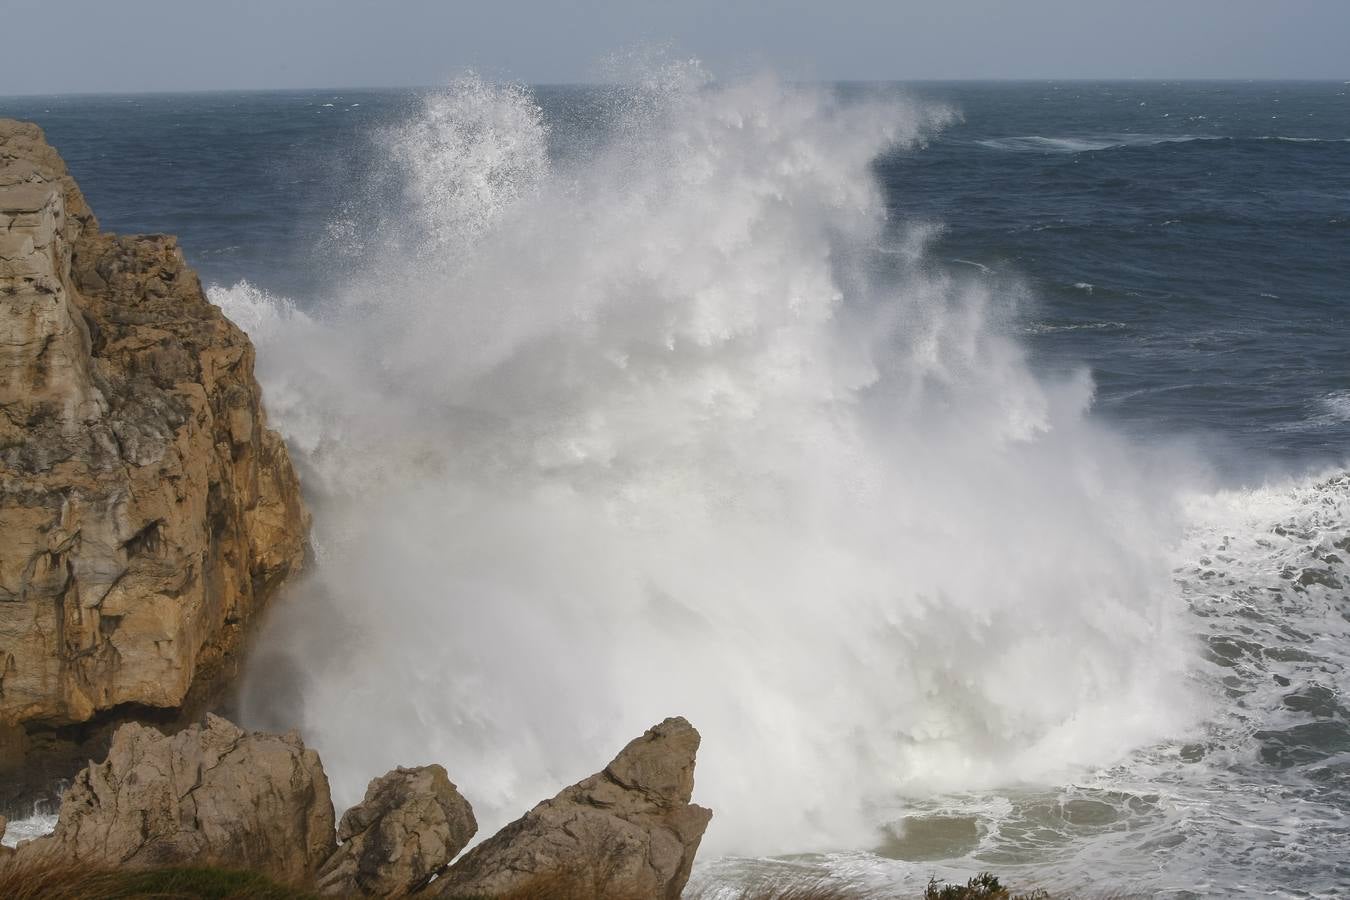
[3,0,1347,95]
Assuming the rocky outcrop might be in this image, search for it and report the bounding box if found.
[13,714,334,881]
[0,119,308,790]
[433,717,713,900]
[4,714,712,896]
[316,765,477,896]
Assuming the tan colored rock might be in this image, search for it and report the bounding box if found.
[316,765,477,896]
[13,714,335,881]
[432,717,712,900]
[0,119,307,755]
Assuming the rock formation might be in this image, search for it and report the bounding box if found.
[316,765,477,896]
[432,717,713,900]
[0,119,308,795]
[13,714,334,880]
[3,714,712,896]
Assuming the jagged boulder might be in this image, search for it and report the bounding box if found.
[316,764,477,896]
[0,118,308,798]
[432,717,712,900]
[13,714,335,882]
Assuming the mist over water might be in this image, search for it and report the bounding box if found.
[221,67,1203,860]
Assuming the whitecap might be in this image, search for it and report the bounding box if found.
[1023,320,1126,334]
[233,68,1196,866]
[1317,390,1350,423]
[950,257,991,273]
[975,134,1211,154]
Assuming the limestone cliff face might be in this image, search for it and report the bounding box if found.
[0,120,307,741]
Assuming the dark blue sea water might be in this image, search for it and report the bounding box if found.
[5,82,1347,474]
[3,82,1349,898]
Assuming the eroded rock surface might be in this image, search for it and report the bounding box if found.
[13,714,334,881]
[432,717,712,900]
[316,764,477,896]
[0,119,307,783]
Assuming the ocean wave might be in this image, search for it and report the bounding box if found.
[1023,320,1126,334]
[1255,135,1350,143]
[975,134,1211,153]
[221,68,1197,859]
[1317,389,1350,424]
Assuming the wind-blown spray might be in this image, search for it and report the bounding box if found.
[221,67,1196,855]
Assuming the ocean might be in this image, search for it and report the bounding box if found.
[3,76,1347,897]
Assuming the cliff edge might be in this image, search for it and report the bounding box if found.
[0,119,308,797]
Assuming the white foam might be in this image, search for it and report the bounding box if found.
[224,69,1199,859]
[1,812,58,848]
[975,134,1210,153]
[1023,320,1125,335]
[1318,390,1350,423]
[695,469,1350,893]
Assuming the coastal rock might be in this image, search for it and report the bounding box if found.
[0,118,308,787]
[13,714,335,881]
[432,717,712,900]
[316,765,477,896]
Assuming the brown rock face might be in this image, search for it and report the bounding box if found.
[432,717,713,900]
[316,765,477,896]
[13,714,335,882]
[0,119,308,788]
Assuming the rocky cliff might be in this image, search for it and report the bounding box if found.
[0,119,308,798]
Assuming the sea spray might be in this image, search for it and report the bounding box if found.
[218,68,1198,855]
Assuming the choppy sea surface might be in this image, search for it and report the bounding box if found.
[3,79,1348,897]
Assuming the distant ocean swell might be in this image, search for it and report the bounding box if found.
[975,134,1350,153]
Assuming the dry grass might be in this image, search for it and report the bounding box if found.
[0,853,1083,899]
[0,855,320,899]
[457,869,648,900]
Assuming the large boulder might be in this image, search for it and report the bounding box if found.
[13,714,335,882]
[0,118,308,800]
[432,717,712,900]
[316,765,477,896]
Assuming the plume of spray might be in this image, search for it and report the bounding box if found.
[221,64,1198,855]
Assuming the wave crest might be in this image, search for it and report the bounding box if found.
[219,71,1196,855]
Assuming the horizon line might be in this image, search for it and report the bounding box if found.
[4,76,1349,101]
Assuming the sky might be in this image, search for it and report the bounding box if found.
[2,0,1348,95]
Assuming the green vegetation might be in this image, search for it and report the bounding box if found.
[924,873,1051,900]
